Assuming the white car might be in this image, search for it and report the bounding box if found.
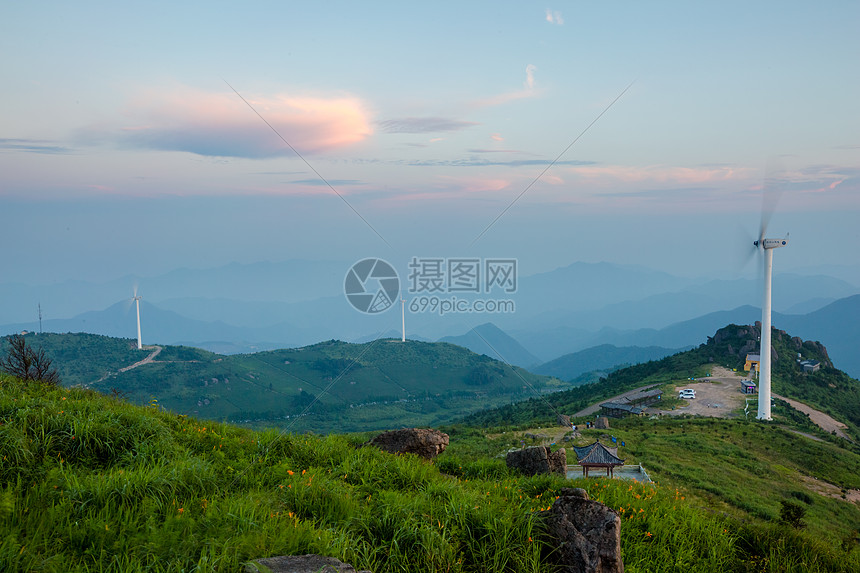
[679,389,696,399]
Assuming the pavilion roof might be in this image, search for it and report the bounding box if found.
[572,441,625,466]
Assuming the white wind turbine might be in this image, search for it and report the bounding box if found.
[401,297,406,342]
[132,287,143,350]
[750,171,789,421]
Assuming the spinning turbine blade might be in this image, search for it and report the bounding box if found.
[758,158,785,244]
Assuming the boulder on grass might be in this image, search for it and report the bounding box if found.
[505,446,566,476]
[245,554,371,573]
[543,488,624,573]
[594,417,610,430]
[365,428,449,460]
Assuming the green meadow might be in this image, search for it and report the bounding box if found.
[3,373,860,572]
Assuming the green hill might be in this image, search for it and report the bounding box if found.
[0,332,145,384]
[0,333,565,433]
[460,324,860,440]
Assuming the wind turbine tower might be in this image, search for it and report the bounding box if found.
[753,234,788,421]
[133,293,143,350]
[401,297,406,342]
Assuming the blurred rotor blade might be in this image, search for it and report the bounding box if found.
[759,157,785,241]
[733,223,759,273]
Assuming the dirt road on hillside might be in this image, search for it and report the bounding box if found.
[89,345,163,386]
[119,345,162,372]
[772,393,851,441]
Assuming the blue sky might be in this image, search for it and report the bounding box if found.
[1,1,858,284]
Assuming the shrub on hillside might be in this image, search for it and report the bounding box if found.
[0,335,60,385]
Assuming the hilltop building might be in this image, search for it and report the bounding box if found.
[800,359,820,373]
[600,402,643,418]
[744,353,760,374]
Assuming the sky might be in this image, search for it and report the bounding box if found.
[2,1,859,286]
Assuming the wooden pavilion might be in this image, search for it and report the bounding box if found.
[572,441,625,478]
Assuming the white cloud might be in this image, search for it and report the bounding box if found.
[524,64,537,90]
[545,9,564,25]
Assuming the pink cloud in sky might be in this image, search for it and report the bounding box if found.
[566,164,754,185]
[749,164,857,195]
[801,176,849,194]
[541,174,565,185]
[491,133,504,141]
[90,87,372,159]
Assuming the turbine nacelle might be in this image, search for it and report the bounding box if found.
[753,236,789,250]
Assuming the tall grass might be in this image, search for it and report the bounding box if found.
[2,375,859,572]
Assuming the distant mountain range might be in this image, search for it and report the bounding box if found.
[774,294,860,380]
[533,344,687,381]
[2,260,858,378]
[438,323,540,368]
[0,259,349,324]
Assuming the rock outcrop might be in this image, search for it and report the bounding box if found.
[711,324,833,368]
[505,446,566,476]
[594,417,610,430]
[245,554,371,573]
[365,428,449,460]
[543,488,624,573]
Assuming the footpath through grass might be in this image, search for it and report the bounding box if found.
[2,374,860,572]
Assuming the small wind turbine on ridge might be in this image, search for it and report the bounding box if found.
[132,287,143,350]
[401,297,406,342]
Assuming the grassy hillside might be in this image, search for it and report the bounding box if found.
[0,334,565,433]
[5,374,860,572]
